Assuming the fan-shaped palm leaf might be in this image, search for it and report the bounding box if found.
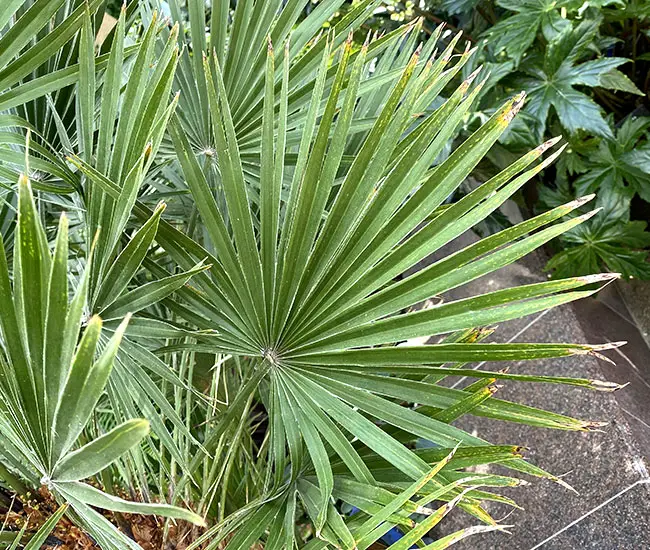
[125,35,623,548]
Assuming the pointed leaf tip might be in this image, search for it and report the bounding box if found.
[578,272,621,284]
[539,136,563,152]
[578,207,603,222]
[363,29,372,47]
[463,66,483,89]
[582,420,608,434]
[589,380,625,392]
[590,340,627,351]
[499,92,526,125]
[571,193,597,208]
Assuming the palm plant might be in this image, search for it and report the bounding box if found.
[0,174,203,549]
[0,1,625,548]
[143,0,472,200]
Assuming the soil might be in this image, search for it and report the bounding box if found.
[1,487,96,548]
[1,488,386,548]
[0,488,208,549]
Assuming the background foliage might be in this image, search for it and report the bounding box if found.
[370,0,650,278]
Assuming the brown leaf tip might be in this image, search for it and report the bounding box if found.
[569,193,596,208]
[578,272,621,284]
[583,420,609,431]
[590,380,627,392]
[538,135,562,153]
[578,206,603,222]
[462,66,483,90]
[499,92,526,126]
[590,340,627,351]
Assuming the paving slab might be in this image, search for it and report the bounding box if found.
[416,230,650,549]
[618,279,650,348]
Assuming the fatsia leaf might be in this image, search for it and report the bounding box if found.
[518,21,631,138]
[546,218,650,279]
[543,120,650,279]
[598,69,644,95]
[486,0,571,62]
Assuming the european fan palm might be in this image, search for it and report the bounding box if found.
[0,175,204,549]
[0,1,625,549]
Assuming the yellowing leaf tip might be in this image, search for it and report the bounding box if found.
[590,340,626,351]
[463,66,482,90]
[589,380,625,392]
[578,272,621,284]
[570,193,596,208]
[583,420,608,431]
[498,92,526,126]
[88,314,103,327]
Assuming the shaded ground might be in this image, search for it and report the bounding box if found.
[423,230,650,549]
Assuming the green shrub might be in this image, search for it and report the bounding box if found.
[378,0,650,278]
